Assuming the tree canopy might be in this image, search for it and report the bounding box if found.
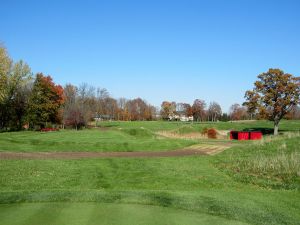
[27,73,64,128]
[0,45,32,130]
[244,68,300,135]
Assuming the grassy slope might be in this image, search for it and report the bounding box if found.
[0,129,197,152]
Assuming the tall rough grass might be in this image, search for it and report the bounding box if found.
[216,132,300,189]
[239,152,300,178]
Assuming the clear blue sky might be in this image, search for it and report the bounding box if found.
[1,0,299,112]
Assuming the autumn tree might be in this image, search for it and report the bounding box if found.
[285,105,300,120]
[27,73,64,128]
[243,90,260,120]
[208,102,222,122]
[192,99,206,122]
[77,83,97,126]
[160,101,176,120]
[104,97,118,120]
[176,103,193,117]
[9,61,32,130]
[95,87,109,119]
[117,98,128,120]
[0,45,12,104]
[244,69,300,135]
[125,98,152,121]
[229,103,247,121]
[0,45,32,130]
[149,105,158,120]
[63,84,85,129]
[183,103,193,117]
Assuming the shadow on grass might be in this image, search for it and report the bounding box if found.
[242,128,274,135]
[0,190,296,225]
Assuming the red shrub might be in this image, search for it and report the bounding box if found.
[207,128,217,139]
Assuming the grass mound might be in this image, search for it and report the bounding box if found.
[122,128,154,138]
[0,129,196,152]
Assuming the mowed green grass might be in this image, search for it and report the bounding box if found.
[1,120,299,152]
[0,128,197,152]
[1,135,300,225]
[0,203,249,225]
[0,120,300,225]
[98,120,300,132]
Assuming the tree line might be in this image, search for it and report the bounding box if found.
[160,100,225,121]
[160,100,297,122]
[63,83,157,130]
[0,45,158,130]
[1,44,300,132]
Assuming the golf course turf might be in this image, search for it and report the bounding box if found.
[0,203,250,225]
[0,120,299,225]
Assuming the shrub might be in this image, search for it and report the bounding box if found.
[207,128,217,139]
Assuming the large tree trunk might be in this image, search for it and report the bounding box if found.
[274,120,280,135]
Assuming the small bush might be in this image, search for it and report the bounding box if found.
[207,128,217,139]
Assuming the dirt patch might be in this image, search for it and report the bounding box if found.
[156,130,229,140]
[0,144,231,160]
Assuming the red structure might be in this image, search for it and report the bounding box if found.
[230,131,262,140]
[249,131,262,140]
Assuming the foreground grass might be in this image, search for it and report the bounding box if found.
[1,153,299,224]
[0,203,249,225]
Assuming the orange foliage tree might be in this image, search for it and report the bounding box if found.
[244,69,300,135]
[27,73,64,128]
